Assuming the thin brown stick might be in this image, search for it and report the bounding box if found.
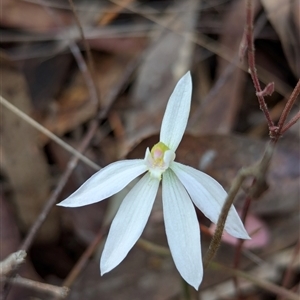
[280,110,300,134]
[246,0,274,130]
[0,96,99,170]
[245,2,299,140]
[67,0,95,80]
[62,226,107,288]
[277,79,300,134]
[1,276,69,299]
[276,79,300,137]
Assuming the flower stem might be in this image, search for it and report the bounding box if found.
[203,143,274,269]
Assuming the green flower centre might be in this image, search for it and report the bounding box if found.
[150,142,170,166]
[144,142,175,180]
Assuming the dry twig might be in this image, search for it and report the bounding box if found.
[0,251,26,277]
[1,276,69,299]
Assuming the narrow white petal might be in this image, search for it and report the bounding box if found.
[57,160,147,207]
[171,162,250,239]
[162,170,202,290]
[160,71,192,152]
[101,173,159,274]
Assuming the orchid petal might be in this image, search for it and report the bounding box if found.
[171,162,250,239]
[162,170,202,290]
[57,160,147,207]
[160,72,192,152]
[101,172,159,274]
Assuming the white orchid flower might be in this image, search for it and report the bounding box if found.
[58,71,250,289]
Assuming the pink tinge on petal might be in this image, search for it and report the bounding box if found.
[209,211,270,249]
[153,148,163,160]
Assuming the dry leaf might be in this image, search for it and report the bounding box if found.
[260,0,300,77]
